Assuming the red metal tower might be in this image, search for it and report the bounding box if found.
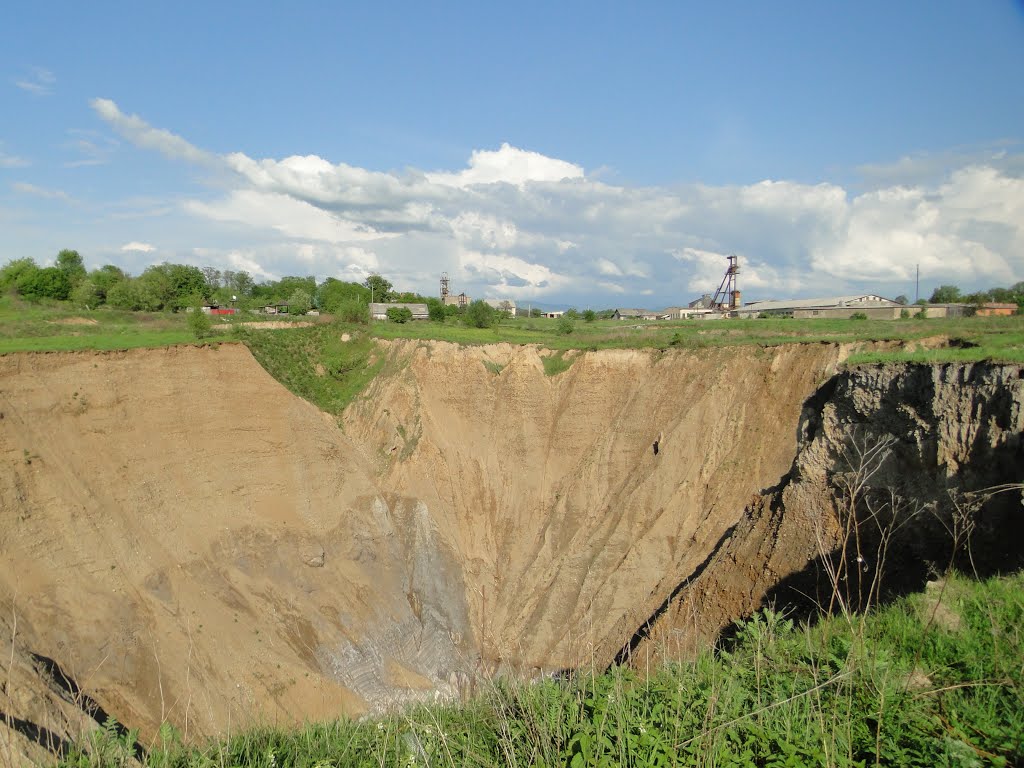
[710,255,741,311]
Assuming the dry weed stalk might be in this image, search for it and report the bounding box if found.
[2,600,16,768]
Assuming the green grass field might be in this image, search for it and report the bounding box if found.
[2,294,1021,366]
[60,571,1024,767]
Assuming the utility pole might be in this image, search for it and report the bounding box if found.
[915,264,919,303]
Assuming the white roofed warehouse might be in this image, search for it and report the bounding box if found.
[734,295,903,319]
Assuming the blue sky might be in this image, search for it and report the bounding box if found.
[2,1,1023,307]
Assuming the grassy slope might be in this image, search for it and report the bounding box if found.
[64,571,1023,767]
[234,324,384,418]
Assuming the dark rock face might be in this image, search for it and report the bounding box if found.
[632,363,1024,664]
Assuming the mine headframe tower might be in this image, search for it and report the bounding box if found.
[709,255,741,312]
[440,272,451,301]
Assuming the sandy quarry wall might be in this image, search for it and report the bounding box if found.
[0,345,468,753]
[4,340,1019,762]
[343,340,845,671]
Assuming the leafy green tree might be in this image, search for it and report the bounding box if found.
[557,315,576,335]
[582,309,596,323]
[71,280,103,308]
[893,295,908,305]
[201,266,222,292]
[17,267,72,300]
[168,264,209,308]
[106,278,162,311]
[24,271,63,302]
[55,249,86,286]
[565,307,579,319]
[530,308,542,318]
[89,265,128,300]
[463,299,497,328]
[963,291,992,306]
[0,258,38,290]
[929,285,961,304]
[385,306,414,323]
[133,263,207,310]
[318,278,370,313]
[363,274,393,303]
[287,288,312,315]
[274,276,316,303]
[426,297,447,322]
[392,291,430,303]
[228,270,254,298]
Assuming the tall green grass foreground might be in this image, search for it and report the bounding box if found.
[60,571,1023,768]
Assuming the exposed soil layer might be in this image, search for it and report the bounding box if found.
[1,342,1021,762]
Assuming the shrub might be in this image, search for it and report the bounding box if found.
[385,306,413,324]
[556,315,575,335]
[71,280,103,309]
[426,298,447,322]
[0,258,39,290]
[582,309,596,323]
[106,279,162,311]
[335,297,369,324]
[187,307,214,339]
[850,311,868,320]
[463,300,497,328]
[542,351,574,376]
[17,266,72,300]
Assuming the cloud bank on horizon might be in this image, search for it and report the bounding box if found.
[70,99,1024,304]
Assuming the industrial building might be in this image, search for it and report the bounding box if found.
[439,272,470,307]
[735,294,900,319]
[612,308,659,320]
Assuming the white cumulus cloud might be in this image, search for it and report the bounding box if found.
[426,142,584,187]
[87,101,1024,306]
[120,241,156,253]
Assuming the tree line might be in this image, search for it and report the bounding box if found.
[924,283,1024,307]
[0,253,526,328]
[0,253,423,316]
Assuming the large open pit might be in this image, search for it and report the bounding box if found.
[1,342,1021,762]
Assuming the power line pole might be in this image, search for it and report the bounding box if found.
[915,264,919,303]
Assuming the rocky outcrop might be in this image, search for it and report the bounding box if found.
[631,362,1024,664]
